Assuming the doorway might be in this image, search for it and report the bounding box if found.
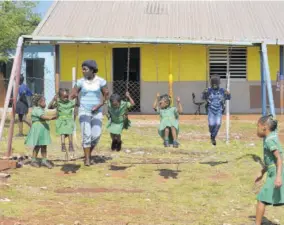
[25,58,45,95]
[112,48,140,112]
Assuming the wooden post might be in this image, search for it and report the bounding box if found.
[55,73,60,93]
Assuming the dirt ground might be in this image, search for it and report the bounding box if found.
[1,115,284,225]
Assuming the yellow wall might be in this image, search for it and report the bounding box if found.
[247,45,280,81]
[60,44,279,82]
[60,44,207,82]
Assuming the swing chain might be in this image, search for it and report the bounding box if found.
[178,44,181,82]
[155,44,159,84]
[126,47,130,92]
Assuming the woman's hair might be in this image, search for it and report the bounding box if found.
[58,88,69,97]
[32,94,43,106]
[110,93,121,103]
[159,94,171,106]
[82,60,99,73]
[258,114,278,131]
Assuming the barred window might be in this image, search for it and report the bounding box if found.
[209,47,247,79]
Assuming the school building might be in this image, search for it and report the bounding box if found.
[0,45,55,107]
[29,1,284,114]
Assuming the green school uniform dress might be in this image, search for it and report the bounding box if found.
[55,99,76,135]
[25,107,51,146]
[257,132,284,206]
[106,101,132,135]
[157,107,179,144]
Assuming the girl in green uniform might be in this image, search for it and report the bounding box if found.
[254,115,284,225]
[25,94,57,169]
[107,92,135,151]
[153,93,183,148]
[48,88,77,153]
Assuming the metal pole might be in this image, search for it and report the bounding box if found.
[260,45,267,116]
[226,48,230,144]
[72,67,77,147]
[6,38,24,155]
[261,43,275,116]
[0,37,24,146]
[280,46,284,115]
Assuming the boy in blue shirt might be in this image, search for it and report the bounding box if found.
[202,75,231,146]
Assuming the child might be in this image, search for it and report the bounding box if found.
[153,93,183,148]
[107,92,135,151]
[48,88,77,153]
[202,74,231,146]
[16,74,33,136]
[25,94,57,169]
[254,115,284,225]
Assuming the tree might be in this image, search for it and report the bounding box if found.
[0,1,41,62]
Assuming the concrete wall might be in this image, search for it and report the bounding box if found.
[58,43,282,114]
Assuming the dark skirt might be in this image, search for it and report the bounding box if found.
[16,101,29,115]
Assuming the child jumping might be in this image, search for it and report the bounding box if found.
[153,93,183,148]
[202,74,231,146]
[25,94,57,169]
[107,92,135,151]
[254,115,284,225]
[48,88,77,153]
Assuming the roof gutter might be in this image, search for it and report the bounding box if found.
[24,35,256,46]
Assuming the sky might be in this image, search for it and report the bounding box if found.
[33,0,54,17]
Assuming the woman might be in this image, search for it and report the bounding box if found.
[71,60,109,166]
[16,74,33,136]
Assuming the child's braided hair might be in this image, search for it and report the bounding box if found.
[32,94,43,106]
[258,114,278,132]
[159,94,171,106]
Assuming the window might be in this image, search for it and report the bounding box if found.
[25,58,45,95]
[209,47,247,79]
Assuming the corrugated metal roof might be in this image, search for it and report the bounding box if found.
[32,1,284,42]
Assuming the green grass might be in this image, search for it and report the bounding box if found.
[0,116,283,225]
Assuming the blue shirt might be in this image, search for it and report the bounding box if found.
[19,84,33,97]
[202,88,231,114]
[76,76,107,112]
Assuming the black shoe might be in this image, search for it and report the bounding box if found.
[30,160,40,168]
[41,160,53,169]
[211,137,216,146]
[116,141,122,151]
[164,140,170,147]
[173,140,179,148]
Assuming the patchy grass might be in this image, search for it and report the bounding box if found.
[0,115,284,225]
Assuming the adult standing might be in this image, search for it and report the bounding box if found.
[71,60,109,166]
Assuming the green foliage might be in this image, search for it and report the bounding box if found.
[0,0,41,62]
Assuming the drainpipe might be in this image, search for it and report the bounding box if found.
[28,36,254,46]
[261,43,275,116]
